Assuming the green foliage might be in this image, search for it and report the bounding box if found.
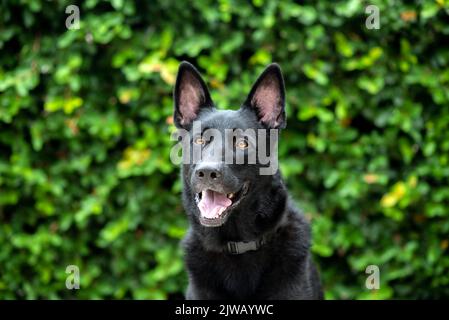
[1,0,449,299]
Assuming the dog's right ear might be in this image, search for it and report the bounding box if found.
[243,63,286,129]
[173,61,213,128]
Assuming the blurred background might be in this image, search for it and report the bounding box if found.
[1,0,449,299]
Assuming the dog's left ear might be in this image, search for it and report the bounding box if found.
[243,63,286,129]
[173,61,214,128]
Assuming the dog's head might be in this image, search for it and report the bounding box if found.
[173,62,286,228]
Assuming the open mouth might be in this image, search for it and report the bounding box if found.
[195,182,249,227]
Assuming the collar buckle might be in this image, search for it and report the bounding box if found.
[227,240,260,254]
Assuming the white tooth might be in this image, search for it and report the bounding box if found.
[227,193,234,199]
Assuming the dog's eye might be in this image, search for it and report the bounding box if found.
[194,137,206,145]
[236,138,248,150]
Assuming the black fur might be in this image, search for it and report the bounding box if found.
[174,61,323,300]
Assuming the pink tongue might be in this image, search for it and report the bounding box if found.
[198,190,232,219]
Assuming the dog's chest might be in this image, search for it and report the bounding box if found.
[213,253,266,298]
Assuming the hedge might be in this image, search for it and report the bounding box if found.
[1,0,449,299]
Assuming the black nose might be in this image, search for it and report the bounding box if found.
[195,165,222,182]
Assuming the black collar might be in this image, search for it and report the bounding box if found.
[223,232,275,255]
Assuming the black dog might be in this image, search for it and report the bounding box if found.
[173,62,323,299]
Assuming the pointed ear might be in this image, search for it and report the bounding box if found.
[243,63,286,129]
[173,61,213,128]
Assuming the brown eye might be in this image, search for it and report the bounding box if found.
[194,137,206,145]
[236,139,248,149]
